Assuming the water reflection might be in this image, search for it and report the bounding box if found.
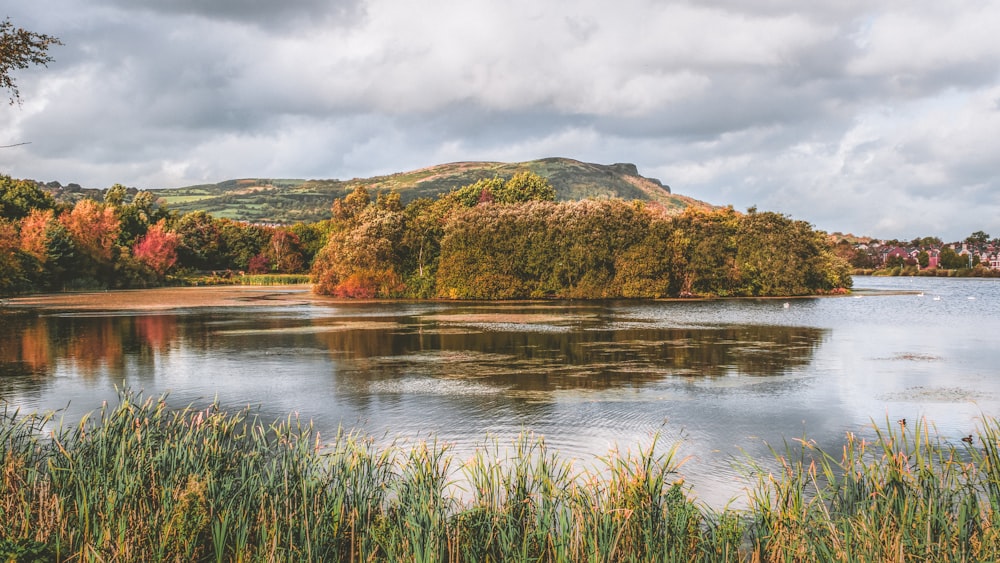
[0,313,180,381]
[1,306,826,394]
[4,278,1000,508]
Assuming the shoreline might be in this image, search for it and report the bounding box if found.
[3,284,908,313]
[2,285,323,312]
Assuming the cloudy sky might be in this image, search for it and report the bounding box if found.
[2,0,999,240]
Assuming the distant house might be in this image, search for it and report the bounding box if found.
[881,246,909,265]
[926,248,940,269]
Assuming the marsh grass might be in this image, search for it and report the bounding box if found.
[179,273,311,286]
[746,417,1000,562]
[1,392,999,561]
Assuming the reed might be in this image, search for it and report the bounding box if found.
[236,274,311,286]
[1,391,999,561]
[745,417,1000,562]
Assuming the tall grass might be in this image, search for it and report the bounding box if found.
[745,417,1000,561]
[177,273,311,286]
[1,391,999,561]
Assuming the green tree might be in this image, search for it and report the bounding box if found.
[1,18,62,105]
[0,219,32,295]
[103,184,128,207]
[287,221,330,268]
[398,197,448,296]
[938,247,966,270]
[966,231,990,245]
[0,175,55,220]
[175,211,225,271]
[496,171,556,203]
[220,221,271,271]
[734,209,846,296]
[449,172,555,207]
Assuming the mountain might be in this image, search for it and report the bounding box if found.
[151,157,711,224]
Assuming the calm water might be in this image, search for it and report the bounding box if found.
[2,276,999,505]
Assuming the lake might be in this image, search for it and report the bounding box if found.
[2,276,999,506]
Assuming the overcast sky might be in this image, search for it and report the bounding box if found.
[3,1,999,240]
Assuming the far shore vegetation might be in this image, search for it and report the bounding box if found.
[1,389,999,561]
[834,231,1000,278]
[1,172,852,299]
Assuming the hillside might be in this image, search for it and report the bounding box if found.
[150,158,710,224]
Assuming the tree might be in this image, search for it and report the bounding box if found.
[312,188,405,297]
[917,250,930,269]
[449,172,555,207]
[58,199,119,265]
[498,171,556,203]
[0,219,31,295]
[132,219,179,277]
[175,211,225,271]
[265,229,305,273]
[0,175,55,219]
[1,18,62,105]
[938,247,965,270]
[966,231,990,246]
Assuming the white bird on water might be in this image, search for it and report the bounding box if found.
[783,302,790,309]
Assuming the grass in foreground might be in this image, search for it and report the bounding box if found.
[1,391,999,561]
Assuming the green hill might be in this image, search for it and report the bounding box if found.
[152,157,710,224]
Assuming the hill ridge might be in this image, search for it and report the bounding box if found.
[47,157,712,224]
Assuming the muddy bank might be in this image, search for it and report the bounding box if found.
[3,285,322,312]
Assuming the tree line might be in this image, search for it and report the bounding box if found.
[310,173,851,299]
[1,172,851,298]
[0,176,323,295]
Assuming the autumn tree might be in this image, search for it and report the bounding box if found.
[17,208,53,261]
[57,199,120,284]
[132,219,179,277]
[612,209,678,298]
[265,229,305,273]
[312,187,405,297]
[1,18,61,105]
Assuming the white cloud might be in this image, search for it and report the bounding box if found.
[2,0,1000,240]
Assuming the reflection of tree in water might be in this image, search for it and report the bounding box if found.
[314,319,827,392]
[0,313,180,381]
[1,307,826,396]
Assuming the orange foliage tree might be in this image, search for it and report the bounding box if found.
[59,200,120,264]
[17,208,54,263]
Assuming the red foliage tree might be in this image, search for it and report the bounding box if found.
[132,219,179,276]
[248,254,270,274]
